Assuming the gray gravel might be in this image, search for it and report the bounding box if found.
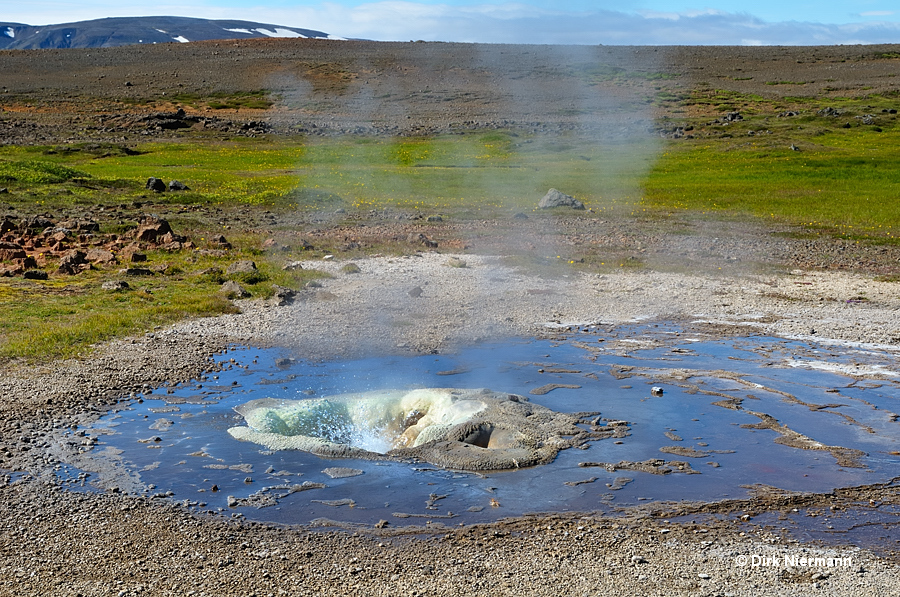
[1,252,899,595]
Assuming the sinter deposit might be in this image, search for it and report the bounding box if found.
[229,387,622,470]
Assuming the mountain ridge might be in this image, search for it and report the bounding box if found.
[0,16,338,50]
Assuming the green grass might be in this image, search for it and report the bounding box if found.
[643,129,900,239]
[0,247,327,361]
[0,160,89,184]
[3,106,900,360]
[0,276,240,360]
[123,90,275,110]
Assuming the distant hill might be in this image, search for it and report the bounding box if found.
[0,16,339,50]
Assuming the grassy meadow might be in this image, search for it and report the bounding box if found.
[1,89,898,360]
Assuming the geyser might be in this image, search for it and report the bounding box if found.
[229,387,616,470]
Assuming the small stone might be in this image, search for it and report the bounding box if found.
[220,280,250,298]
[225,260,257,275]
[124,268,154,276]
[101,280,130,291]
[271,285,295,305]
[282,261,304,271]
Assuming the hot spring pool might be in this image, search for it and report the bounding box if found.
[58,323,900,529]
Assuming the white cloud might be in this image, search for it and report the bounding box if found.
[4,2,900,45]
[860,11,895,17]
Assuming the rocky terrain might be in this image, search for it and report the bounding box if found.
[1,39,900,596]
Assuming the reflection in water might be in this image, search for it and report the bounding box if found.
[65,324,900,539]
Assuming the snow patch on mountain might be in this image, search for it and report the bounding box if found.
[253,27,306,38]
[4,27,14,38]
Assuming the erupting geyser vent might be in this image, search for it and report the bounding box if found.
[228,387,611,471]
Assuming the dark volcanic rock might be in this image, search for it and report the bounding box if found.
[23,269,48,280]
[145,177,167,193]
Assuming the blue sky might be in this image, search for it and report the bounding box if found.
[6,1,900,45]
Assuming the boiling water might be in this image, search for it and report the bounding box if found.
[66,324,900,531]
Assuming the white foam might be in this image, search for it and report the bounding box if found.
[784,359,899,378]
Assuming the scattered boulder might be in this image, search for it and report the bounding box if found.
[818,107,843,117]
[0,242,26,261]
[135,216,173,243]
[407,232,438,248]
[271,285,295,306]
[101,280,129,291]
[220,280,250,298]
[124,268,154,276]
[57,250,89,275]
[168,180,189,191]
[282,261,304,271]
[210,234,232,250]
[226,260,258,275]
[0,218,16,234]
[722,111,743,122]
[0,264,23,277]
[341,263,361,274]
[539,188,585,210]
[86,248,117,265]
[145,177,167,192]
[24,215,53,230]
[23,270,48,280]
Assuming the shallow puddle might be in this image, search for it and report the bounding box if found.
[62,324,900,534]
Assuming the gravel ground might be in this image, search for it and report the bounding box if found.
[2,250,899,596]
